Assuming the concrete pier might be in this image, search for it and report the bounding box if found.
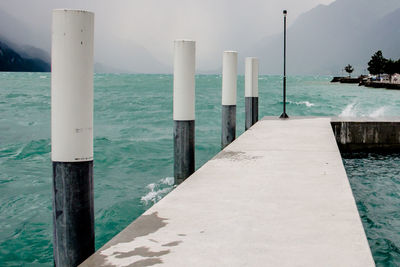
[331,117,400,152]
[81,117,374,266]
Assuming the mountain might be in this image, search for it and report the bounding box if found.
[250,0,400,75]
[366,8,400,59]
[0,8,50,72]
[0,8,45,51]
[96,37,171,74]
[0,40,50,72]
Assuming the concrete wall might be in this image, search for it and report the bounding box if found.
[331,118,400,152]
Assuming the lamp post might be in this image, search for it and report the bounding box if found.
[280,10,289,119]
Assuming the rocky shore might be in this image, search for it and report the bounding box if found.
[330,76,363,84]
[332,76,400,90]
[362,80,400,90]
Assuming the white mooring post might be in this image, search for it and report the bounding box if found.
[51,9,95,267]
[245,57,259,130]
[173,40,196,185]
[221,51,238,149]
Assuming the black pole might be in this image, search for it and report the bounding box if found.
[174,120,195,184]
[53,162,94,266]
[280,10,289,119]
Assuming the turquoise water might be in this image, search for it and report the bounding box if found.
[1,72,400,266]
[343,153,400,267]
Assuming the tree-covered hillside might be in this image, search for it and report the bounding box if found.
[0,41,50,72]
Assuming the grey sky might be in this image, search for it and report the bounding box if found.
[0,0,334,72]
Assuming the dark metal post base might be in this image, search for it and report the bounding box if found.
[52,161,94,267]
[245,97,259,130]
[221,105,236,149]
[174,120,195,184]
[279,112,289,119]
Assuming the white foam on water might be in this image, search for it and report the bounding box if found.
[288,100,315,107]
[39,76,47,79]
[369,107,386,118]
[298,101,315,107]
[141,177,175,206]
[160,177,174,186]
[339,102,357,117]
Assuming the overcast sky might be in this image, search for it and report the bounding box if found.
[0,0,335,72]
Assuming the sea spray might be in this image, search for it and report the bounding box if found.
[339,103,388,118]
[297,101,314,107]
[369,107,386,118]
[286,100,315,107]
[339,102,357,117]
[141,177,175,206]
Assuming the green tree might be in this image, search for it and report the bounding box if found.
[368,50,387,75]
[384,59,397,82]
[396,59,400,74]
[344,64,354,77]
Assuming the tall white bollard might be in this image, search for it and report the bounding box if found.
[221,51,238,149]
[173,40,195,184]
[245,57,259,130]
[51,9,94,267]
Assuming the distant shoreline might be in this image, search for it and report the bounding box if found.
[330,76,362,84]
[363,80,400,90]
[331,76,400,90]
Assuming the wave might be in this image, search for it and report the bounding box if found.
[288,100,315,107]
[339,102,387,118]
[141,177,174,206]
[369,107,386,118]
[339,102,357,117]
[12,139,50,160]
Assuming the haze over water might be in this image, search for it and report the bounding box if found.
[1,73,400,266]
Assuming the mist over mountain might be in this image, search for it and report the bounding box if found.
[250,0,400,75]
[96,37,170,74]
[0,40,50,72]
[0,0,399,74]
[0,8,48,52]
[0,8,51,72]
[0,0,335,74]
[0,38,50,72]
[0,4,169,73]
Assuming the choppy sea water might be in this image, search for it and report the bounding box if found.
[343,153,400,267]
[1,73,400,266]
